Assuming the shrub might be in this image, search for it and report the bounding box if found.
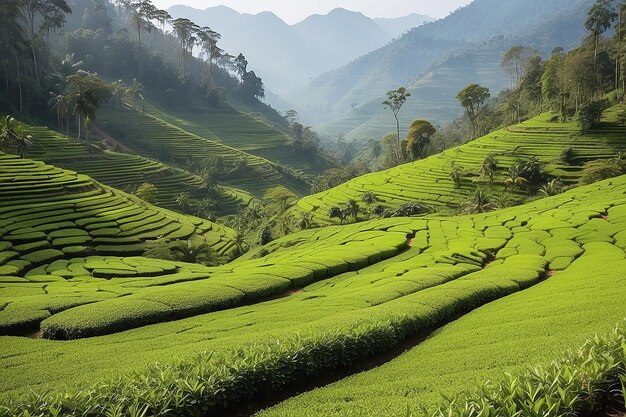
[577,99,609,132]
[431,324,626,417]
[580,158,626,185]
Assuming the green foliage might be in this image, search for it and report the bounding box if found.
[406,119,436,160]
[577,99,609,131]
[143,239,220,266]
[0,116,33,158]
[580,158,626,184]
[449,164,465,188]
[432,325,626,417]
[133,182,158,203]
[457,83,491,139]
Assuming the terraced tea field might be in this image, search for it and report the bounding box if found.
[0,153,237,333]
[20,124,254,216]
[97,105,310,197]
[298,105,626,223]
[2,167,626,416]
[140,101,336,177]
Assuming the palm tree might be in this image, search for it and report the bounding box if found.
[480,154,498,185]
[110,80,127,113]
[344,199,360,222]
[65,71,113,147]
[504,164,528,192]
[0,116,33,158]
[195,197,216,218]
[48,92,69,133]
[232,232,248,257]
[175,192,191,211]
[170,240,219,266]
[126,79,144,105]
[463,188,497,214]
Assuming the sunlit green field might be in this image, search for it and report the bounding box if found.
[299,105,626,223]
[2,165,625,415]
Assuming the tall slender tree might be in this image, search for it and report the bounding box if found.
[129,0,158,82]
[48,92,69,132]
[456,83,490,139]
[65,71,113,147]
[19,0,71,83]
[382,87,411,162]
[501,46,539,122]
[171,18,199,76]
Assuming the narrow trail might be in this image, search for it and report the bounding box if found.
[223,264,557,417]
[92,125,135,154]
[223,312,467,417]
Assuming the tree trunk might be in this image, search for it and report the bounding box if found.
[16,57,22,113]
[137,22,142,82]
[394,113,401,164]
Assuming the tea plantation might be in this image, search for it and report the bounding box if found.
[97,104,310,197]
[20,123,255,216]
[1,169,626,416]
[139,101,336,177]
[298,105,626,223]
[0,152,238,332]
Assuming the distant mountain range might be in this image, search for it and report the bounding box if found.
[167,5,433,97]
[289,0,596,140]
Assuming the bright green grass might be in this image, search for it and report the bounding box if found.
[21,123,255,216]
[1,173,625,409]
[97,104,310,197]
[298,105,626,223]
[260,242,626,416]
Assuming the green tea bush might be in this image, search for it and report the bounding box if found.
[431,324,626,417]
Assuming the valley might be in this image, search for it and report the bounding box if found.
[1,0,626,416]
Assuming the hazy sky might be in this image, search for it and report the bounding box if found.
[151,0,474,23]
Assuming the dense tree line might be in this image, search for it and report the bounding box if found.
[0,0,266,123]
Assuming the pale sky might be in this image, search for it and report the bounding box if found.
[151,0,474,24]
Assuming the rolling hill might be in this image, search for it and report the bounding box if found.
[2,161,626,415]
[318,1,594,140]
[293,0,595,129]
[20,123,255,216]
[297,105,626,223]
[96,103,314,198]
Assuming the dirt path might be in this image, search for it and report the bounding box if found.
[223,312,466,417]
[92,125,135,153]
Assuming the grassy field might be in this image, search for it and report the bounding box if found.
[97,104,311,197]
[298,105,626,223]
[20,124,255,216]
[1,167,625,415]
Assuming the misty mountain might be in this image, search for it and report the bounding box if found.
[291,0,596,129]
[373,14,434,37]
[167,5,432,97]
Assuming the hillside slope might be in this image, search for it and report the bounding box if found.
[167,6,409,96]
[97,104,312,198]
[298,105,626,222]
[137,101,335,178]
[20,124,255,216]
[294,0,594,125]
[319,1,593,140]
[2,168,626,415]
